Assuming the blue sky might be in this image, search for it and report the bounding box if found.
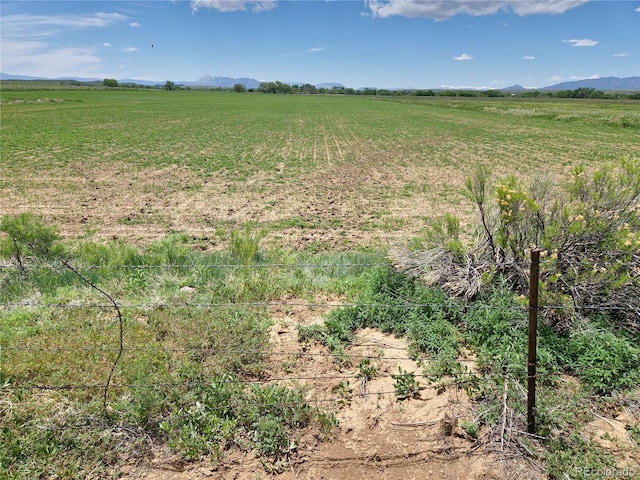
[1,1,639,89]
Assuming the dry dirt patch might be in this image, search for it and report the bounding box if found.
[0,151,475,250]
[123,302,544,480]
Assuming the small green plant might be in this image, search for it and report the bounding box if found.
[627,424,640,444]
[391,367,421,400]
[252,416,289,458]
[0,213,65,270]
[460,420,479,439]
[357,358,378,394]
[567,329,640,393]
[545,434,617,479]
[424,358,466,383]
[317,411,338,438]
[357,358,377,380]
[229,223,268,266]
[332,380,353,406]
[125,267,149,293]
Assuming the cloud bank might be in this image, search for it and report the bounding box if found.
[191,0,277,13]
[365,0,588,20]
[189,0,588,19]
[1,12,130,77]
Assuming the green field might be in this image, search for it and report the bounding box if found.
[2,89,639,249]
[1,89,639,479]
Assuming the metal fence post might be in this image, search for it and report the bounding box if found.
[527,249,540,434]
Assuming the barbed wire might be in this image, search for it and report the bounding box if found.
[2,299,637,312]
[0,345,626,373]
[0,250,637,273]
[0,262,390,271]
[3,257,635,271]
[0,300,522,310]
[0,345,414,360]
[3,369,559,393]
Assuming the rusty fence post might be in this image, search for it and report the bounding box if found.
[527,249,541,434]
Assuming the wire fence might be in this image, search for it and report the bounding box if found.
[1,259,638,418]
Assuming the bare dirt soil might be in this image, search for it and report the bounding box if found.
[118,300,548,480]
[1,155,472,251]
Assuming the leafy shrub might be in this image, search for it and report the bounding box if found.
[399,160,640,335]
[0,213,65,268]
[391,367,421,400]
[298,266,463,364]
[566,329,640,393]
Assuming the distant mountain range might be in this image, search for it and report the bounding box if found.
[1,73,638,91]
[538,76,640,91]
[185,75,260,89]
[502,76,640,92]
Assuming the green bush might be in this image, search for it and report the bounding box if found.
[405,160,640,334]
[567,329,640,393]
[299,266,462,363]
[0,213,65,269]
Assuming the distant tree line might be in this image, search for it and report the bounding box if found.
[229,82,640,99]
[16,78,626,100]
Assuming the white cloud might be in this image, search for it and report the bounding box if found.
[0,39,47,58]
[440,84,490,90]
[613,52,629,57]
[191,0,277,13]
[1,12,129,39]
[510,1,588,16]
[522,55,535,60]
[636,7,640,12]
[122,47,140,53]
[548,75,564,82]
[562,38,598,47]
[453,53,473,61]
[569,74,600,80]
[0,40,101,77]
[0,12,133,77]
[282,46,324,57]
[366,0,587,20]
[130,22,141,28]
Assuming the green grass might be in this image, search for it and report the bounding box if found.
[2,89,639,252]
[0,229,384,477]
[2,90,638,177]
[1,89,639,477]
